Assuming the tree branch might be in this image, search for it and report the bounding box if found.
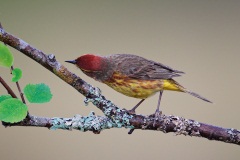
[0,27,239,145]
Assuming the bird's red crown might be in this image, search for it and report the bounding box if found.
[76,54,103,71]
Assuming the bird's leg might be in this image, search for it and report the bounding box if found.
[127,99,145,135]
[153,90,163,127]
[127,99,145,114]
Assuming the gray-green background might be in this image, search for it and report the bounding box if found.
[1,1,239,160]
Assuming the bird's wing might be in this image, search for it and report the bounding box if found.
[110,54,184,80]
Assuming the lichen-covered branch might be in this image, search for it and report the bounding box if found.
[4,110,240,145]
[0,27,240,145]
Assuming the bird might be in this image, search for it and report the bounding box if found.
[65,54,211,123]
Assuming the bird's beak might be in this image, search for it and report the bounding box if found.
[65,60,77,64]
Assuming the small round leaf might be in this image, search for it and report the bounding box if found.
[11,68,22,82]
[0,98,28,123]
[0,42,14,68]
[24,83,53,103]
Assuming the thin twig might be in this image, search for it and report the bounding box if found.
[0,76,17,98]
[0,22,26,103]
[10,66,26,104]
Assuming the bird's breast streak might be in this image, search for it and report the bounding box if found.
[104,72,165,99]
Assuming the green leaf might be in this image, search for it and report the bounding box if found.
[0,98,28,123]
[0,95,12,103]
[24,83,53,103]
[0,42,14,68]
[11,68,22,82]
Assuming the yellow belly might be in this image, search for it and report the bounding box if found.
[105,79,163,99]
[104,72,182,99]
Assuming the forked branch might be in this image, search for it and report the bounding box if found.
[0,26,239,145]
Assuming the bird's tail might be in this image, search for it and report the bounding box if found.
[183,89,212,103]
[166,79,212,103]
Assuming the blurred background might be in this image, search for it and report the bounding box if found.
[0,0,240,159]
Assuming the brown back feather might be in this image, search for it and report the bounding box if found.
[106,54,184,80]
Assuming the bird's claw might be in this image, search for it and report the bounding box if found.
[128,129,135,134]
[153,109,162,127]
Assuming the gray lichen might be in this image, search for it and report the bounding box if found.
[170,116,201,136]
[84,85,134,129]
[227,128,240,143]
[19,39,28,50]
[50,109,134,132]
[50,112,115,132]
[0,28,3,35]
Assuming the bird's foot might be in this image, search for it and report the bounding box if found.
[125,108,136,115]
[153,109,162,127]
[124,109,136,135]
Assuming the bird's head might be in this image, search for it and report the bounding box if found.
[65,54,104,72]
